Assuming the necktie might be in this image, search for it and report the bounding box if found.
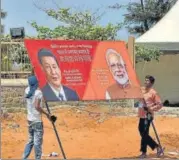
[59,93,64,101]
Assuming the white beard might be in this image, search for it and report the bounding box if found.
[114,73,129,86]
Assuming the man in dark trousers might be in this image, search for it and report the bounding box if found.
[138,75,163,158]
[37,48,79,102]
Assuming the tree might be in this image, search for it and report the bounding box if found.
[110,0,177,35]
[29,5,122,40]
[1,35,31,71]
[135,44,162,63]
[1,10,7,34]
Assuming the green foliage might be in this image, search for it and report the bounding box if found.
[110,0,177,35]
[9,43,31,71]
[135,45,162,63]
[1,35,11,42]
[30,8,122,40]
[1,3,162,67]
[125,0,177,35]
[8,43,28,61]
[1,57,12,71]
[1,36,31,71]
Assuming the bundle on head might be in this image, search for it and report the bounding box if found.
[26,75,38,98]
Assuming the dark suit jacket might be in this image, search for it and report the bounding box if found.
[41,84,79,102]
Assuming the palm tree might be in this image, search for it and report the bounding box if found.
[1,10,7,34]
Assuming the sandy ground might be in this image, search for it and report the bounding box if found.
[1,106,179,159]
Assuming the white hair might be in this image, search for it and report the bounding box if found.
[105,48,129,86]
[105,48,125,66]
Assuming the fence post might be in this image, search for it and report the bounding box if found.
[128,36,135,68]
[127,36,135,108]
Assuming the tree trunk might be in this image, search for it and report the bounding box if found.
[140,0,149,31]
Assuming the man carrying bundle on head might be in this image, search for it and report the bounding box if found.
[22,75,56,159]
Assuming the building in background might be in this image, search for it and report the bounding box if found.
[135,0,179,104]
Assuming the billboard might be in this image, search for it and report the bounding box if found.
[24,39,143,102]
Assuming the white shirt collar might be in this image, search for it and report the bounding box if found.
[48,83,67,101]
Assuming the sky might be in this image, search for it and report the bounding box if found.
[2,0,137,41]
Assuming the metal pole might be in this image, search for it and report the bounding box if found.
[151,120,165,155]
[145,112,164,155]
[0,0,2,159]
[45,101,67,159]
[142,99,164,155]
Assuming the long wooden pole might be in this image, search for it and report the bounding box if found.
[45,101,67,159]
[128,36,135,68]
[128,36,135,108]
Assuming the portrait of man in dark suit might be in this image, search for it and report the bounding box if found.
[38,48,79,101]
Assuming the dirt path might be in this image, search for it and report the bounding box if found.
[1,106,179,159]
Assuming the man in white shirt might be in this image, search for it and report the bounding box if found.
[22,75,51,160]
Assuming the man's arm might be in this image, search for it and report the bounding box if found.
[35,98,50,119]
[35,98,57,123]
[148,93,163,112]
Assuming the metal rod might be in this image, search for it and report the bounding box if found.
[44,101,67,159]
[151,120,164,155]
[143,99,164,155]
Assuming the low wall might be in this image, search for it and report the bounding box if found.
[1,85,27,112]
[1,83,133,113]
[1,83,179,117]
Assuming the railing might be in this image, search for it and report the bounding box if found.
[1,42,31,79]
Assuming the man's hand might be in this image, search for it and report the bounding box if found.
[145,103,157,113]
[143,106,148,111]
[147,112,153,121]
[47,115,57,123]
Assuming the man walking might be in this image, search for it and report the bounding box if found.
[138,75,163,158]
[22,75,51,159]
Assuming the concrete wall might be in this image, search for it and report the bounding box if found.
[1,85,26,112]
[136,53,179,103]
[1,85,133,112]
